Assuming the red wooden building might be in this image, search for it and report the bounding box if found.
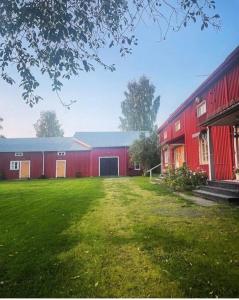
[158,46,239,181]
[0,132,144,179]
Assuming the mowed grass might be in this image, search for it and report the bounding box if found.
[0,177,239,297]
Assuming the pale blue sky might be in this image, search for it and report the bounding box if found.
[1,1,239,138]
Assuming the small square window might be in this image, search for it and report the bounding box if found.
[57,152,66,156]
[10,161,20,170]
[15,152,23,157]
[197,101,206,117]
[134,162,140,170]
[175,120,181,132]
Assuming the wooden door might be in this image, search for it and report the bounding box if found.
[100,157,119,176]
[20,161,30,179]
[56,160,66,178]
[174,146,185,168]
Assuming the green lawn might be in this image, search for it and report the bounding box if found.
[0,177,239,297]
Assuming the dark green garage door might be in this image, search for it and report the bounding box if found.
[100,157,119,176]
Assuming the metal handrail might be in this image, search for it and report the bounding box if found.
[146,163,161,180]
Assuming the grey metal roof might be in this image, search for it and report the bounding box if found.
[0,137,90,153]
[73,131,148,148]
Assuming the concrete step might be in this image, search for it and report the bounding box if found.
[208,180,239,191]
[200,185,239,197]
[193,189,239,204]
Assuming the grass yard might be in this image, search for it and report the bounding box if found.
[0,177,239,297]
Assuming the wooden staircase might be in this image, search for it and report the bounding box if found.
[193,180,239,204]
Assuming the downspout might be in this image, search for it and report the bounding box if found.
[42,151,45,176]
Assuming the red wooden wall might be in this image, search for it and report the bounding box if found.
[159,57,239,180]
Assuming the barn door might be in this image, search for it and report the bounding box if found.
[56,160,66,178]
[19,161,30,179]
[99,157,119,176]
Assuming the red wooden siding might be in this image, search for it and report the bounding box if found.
[0,151,91,179]
[0,147,141,179]
[158,47,239,180]
[90,147,129,176]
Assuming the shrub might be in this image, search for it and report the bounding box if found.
[0,171,5,180]
[163,164,207,191]
[75,171,81,178]
[38,174,48,179]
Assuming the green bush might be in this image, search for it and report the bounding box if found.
[0,171,5,180]
[163,164,207,191]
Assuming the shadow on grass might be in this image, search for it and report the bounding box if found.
[0,179,105,298]
[133,224,239,297]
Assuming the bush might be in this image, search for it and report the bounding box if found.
[38,174,48,179]
[75,171,81,178]
[0,171,5,180]
[163,164,207,191]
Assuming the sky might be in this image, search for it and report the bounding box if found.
[1,1,239,138]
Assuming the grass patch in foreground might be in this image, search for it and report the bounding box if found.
[0,177,239,297]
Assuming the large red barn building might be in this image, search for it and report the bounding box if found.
[0,132,145,179]
[158,46,239,184]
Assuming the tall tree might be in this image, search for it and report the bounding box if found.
[0,117,5,138]
[0,1,219,106]
[34,111,64,137]
[129,129,160,173]
[119,76,160,131]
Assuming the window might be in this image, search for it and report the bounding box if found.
[10,161,20,170]
[199,132,208,164]
[15,152,23,157]
[134,162,140,170]
[197,101,206,117]
[57,152,66,156]
[164,148,169,165]
[175,120,181,132]
[163,131,167,140]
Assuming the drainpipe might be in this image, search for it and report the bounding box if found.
[42,151,45,176]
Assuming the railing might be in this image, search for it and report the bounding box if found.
[146,163,161,180]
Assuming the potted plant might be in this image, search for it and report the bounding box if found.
[235,168,239,180]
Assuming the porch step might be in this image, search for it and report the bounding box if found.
[199,185,239,197]
[208,180,239,191]
[193,189,239,204]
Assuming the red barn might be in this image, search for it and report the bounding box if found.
[0,132,145,179]
[158,46,239,195]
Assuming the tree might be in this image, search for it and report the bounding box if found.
[129,129,160,174]
[0,1,220,106]
[119,76,160,131]
[34,111,64,137]
[0,117,5,138]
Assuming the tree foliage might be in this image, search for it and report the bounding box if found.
[120,76,160,131]
[34,111,64,137]
[0,0,219,106]
[129,129,160,173]
[0,117,5,138]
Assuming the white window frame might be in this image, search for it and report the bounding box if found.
[175,120,181,132]
[10,161,20,170]
[199,132,209,165]
[15,152,23,157]
[98,156,119,176]
[134,162,141,170]
[197,100,206,117]
[57,151,66,156]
